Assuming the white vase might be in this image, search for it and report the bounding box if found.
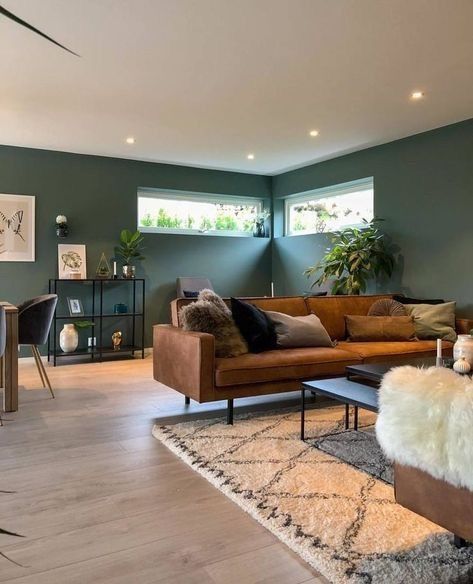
[60,324,78,353]
[453,334,473,367]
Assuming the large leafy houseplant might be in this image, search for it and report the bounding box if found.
[304,218,395,295]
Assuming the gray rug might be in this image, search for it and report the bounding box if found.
[313,428,394,485]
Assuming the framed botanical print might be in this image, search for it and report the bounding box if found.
[58,244,87,279]
[0,194,35,262]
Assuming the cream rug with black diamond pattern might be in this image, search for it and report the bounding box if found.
[152,405,473,584]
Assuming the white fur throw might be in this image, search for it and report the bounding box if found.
[376,366,473,491]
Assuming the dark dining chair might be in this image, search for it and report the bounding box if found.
[0,305,5,425]
[18,294,58,398]
[176,277,213,299]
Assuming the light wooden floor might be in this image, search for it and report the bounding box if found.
[0,355,327,584]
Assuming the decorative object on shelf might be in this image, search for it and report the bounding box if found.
[67,297,84,316]
[0,193,35,262]
[453,357,471,374]
[59,324,79,353]
[115,229,145,279]
[453,334,473,366]
[58,243,87,279]
[87,336,97,348]
[55,215,68,238]
[253,210,270,238]
[112,260,118,279]
[96,252,111,278]
[113,303,128,314]
[304,218,396,295]
[112,330,122,350]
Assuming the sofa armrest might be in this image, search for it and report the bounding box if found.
[455,318,473,335]
[153,325,215,403]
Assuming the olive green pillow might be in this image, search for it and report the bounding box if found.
[405,302,457,343]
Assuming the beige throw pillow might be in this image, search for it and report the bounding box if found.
[405,302,457,342]
[265,311,334,348]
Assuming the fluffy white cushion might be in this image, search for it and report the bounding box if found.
[376,366,473,490]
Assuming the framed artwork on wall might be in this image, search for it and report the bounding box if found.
[58,244,87,279]
[0,193,35,262]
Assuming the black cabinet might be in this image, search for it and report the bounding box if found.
[48,278,145,365]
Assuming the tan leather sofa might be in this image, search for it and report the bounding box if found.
[394,464,473,546]
[153,294,471,423]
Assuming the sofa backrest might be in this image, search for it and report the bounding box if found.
[306,294,393,340]
[171,294,394,339]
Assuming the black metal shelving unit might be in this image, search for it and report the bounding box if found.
[48,278,145,366]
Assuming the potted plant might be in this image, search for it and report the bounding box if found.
[304,218,395,294]
[115,229,145,279]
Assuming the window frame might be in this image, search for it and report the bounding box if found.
[284,177,374,237]
[137,188,265,237]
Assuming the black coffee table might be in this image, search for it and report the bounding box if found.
[301,357,442,441]
[301,378,378,440]
[346,357,438,383]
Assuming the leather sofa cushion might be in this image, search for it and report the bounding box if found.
[305,295,393,340]
[215,347,361,387]
[338,340,453,362]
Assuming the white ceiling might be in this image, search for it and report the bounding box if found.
[1,0,472,175]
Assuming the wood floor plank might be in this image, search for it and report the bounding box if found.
[0,356,321,583]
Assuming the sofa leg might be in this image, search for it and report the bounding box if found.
[184,396,190,405]
[226,399,234,425]
[454,534,469,548]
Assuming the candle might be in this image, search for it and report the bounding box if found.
[271,282,275,297]
[113,261,117,277]
[436,338,443,367]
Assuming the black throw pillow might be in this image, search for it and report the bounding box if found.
[393,295,445,305]
[231,298,277,353]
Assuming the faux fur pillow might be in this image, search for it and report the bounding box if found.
[179,290,248,358]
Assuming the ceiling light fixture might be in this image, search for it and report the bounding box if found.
[125,136,135,144]
[410,91,425,100]
[247,153,255,160]
[309,130,319,137]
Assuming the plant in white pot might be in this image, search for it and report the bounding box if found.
[115,229,145,279]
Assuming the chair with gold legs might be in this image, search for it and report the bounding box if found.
[18,295,58,398]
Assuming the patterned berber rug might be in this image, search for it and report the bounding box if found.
[152,405,473,583]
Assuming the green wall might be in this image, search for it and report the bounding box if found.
[2,117,472,355]
[272,118,473,315]
[0,146,272,347]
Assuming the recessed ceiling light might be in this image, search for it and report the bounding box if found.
[247,153,255,160]
[309,129,319,137]
[125,136,135,144]
[410,91,425,100]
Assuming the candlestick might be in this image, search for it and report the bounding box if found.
[271,282,275,297]
[436,339,442,367]
[113,261,117,279]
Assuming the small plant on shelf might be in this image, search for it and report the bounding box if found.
[115,229,145,279]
